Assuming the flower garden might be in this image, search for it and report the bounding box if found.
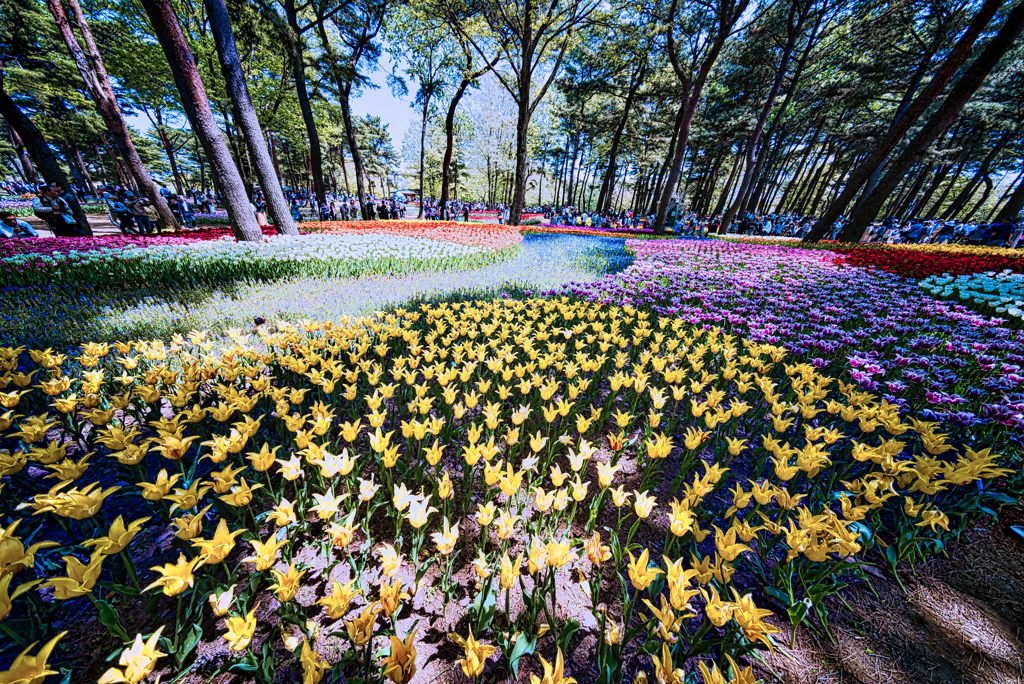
[0,221,1021,684]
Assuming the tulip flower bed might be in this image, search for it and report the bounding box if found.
[523,226,668,240]
[300,220,524,250]
[0,233,516,288]
[831,244,1024,279]
[565,240,1024,451]
[920,270,1024,325]
[0,199,107,217]
[0,298,1013,684]
[0,233,626,350]
[725,237,1024,279]
[0,234,200,259]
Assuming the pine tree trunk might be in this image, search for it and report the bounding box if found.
[0,82,92,234]
[69,141,96,195]
[418,96,430,218]
[940,126,1016,219]
[50,0,177,231]
[712,144,744,217]
[100,133,131,190]
[283,0,325,206]
[995,170,1024,220]
[804,0,1006,242]
[267,129,284,191]
[841,1,1024,241]
[720,0,803,233]
[140,0,261,240]
[339,88,370,219]
[808,147,843,217]
[206,0,297,234]
[597,61,646,212]
[963,174,993,221]
[154,112,185,195]
[6,123,37,184]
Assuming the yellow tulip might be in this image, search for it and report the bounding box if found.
[500,552,522,590]
[407,497,437,529]
[570,475,589,502]
[170,504,212,541]
[345,601,380,646]
[529,647,576,684]
[218,479,262,507]
[42,549,105,599]
[701,585,733,627]
[495,510,520,540]
[81,515,150,555]
[378,543,404,578]
[663,557,699,614]
[382,628,417,684]
[595,462,621,489]
[242,534,286,571]
[328,514,359,548]
[456,630,496,678]
[300,638,329,684]
[729,587,781,648]
[379,577,411,617]
[358,475,381,502]
[268,498,298,527]
[632,490,656,518]
[0,632,65,684]
[208,585,235,617]
[626,549,662,591]
[431,518,459,555]
[529,431,548,453]
[310,489,345,520]
[651,641,684,684]
[609,486,631,508]
[475,502,496,527]
[318,578,362,619]
[191,518,244,565]
[583,532,611,566]
[223,604,259,651]
[549,464,569,487]
[268,563,305,602]
[245,443,279,472]
[278,454,304,481]
[144,553,201,597]
[97,626,166,684]
[645,432,674,460]
[544,540,577,569]
[437,471,453,500]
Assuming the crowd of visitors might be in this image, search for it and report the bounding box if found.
[286,192,407,222]
[4,177,1021,246]
[725,212,1024,247]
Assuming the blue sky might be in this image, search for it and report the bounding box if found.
[351,52,415,145]
[125,52,416,147]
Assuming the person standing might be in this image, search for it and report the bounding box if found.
[128,195,153,234]
[0,211,39,237]
[33,183,86,237]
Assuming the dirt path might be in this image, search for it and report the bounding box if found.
[22,212,125,237]
[764,517,1024,684]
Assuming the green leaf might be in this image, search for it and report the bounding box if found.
[557,619,581,655]
[93,598,130,641]
[764,585,792,606]
[508,634,536,677]
[787,599,811,627]
[885,543,899,569]
[177,624,203,668]
[260,642,277,682]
